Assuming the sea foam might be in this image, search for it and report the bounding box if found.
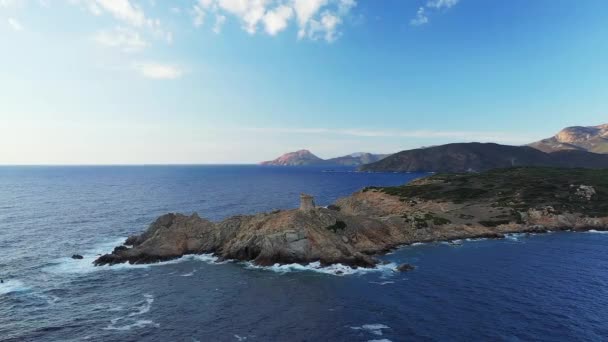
[0,279,29,295]
[43,237,221,275]
[245,261,398,276]
[104,294,159,331]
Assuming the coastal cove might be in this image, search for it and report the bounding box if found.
[2,166,608,341]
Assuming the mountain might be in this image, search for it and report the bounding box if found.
[325,152,389,166]
[260,150,389,166]
[260,150,324,166]
[530,124,608,154]
[359,142,608,173]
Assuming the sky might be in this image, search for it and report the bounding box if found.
[0,0,607,164]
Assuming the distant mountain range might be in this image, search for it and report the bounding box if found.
[262,123,608,173]
[359,142,608,173]
[260,150,389,166]
[529,124,608,154]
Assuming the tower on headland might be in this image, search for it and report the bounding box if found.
[299,193,316,211]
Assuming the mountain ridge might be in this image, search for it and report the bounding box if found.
[359,142,608,173]
[530,124,608,154]
[260,150,389,166]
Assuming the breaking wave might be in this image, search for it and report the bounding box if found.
[351,323,391,336]
[43,238,221,275]
[244,261,398,276]
[0,279,30,295]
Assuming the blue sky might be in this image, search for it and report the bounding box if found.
[1,0,607,164]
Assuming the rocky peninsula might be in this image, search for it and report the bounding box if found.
[95,167,608,268]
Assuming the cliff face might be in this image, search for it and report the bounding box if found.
[530,124,608,154]
[359,142,608,173]
[95,168,608,268]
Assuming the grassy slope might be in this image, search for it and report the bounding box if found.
[369,167,608,218]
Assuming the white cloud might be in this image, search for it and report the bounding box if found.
[0,0,25,8]
[133,62,183,79]
[94,0,146,27]
[213,14,226,34]
[410,7,428,26]
[94,26,147,52]
[306,11,341,42]
[411,0,459,26]
[190,0,356,42]
[262,5,293,35]
[427,0,459,9]
[193,4,206,27]
[7,17,23,31]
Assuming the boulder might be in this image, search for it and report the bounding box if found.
[396,263,415,272]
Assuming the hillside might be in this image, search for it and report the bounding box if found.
[530,124,608,154]
[359,142,608,173]
[261,150,389,166]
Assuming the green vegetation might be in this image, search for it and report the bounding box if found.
[371,167,608,217]
[402,212,452,228]
[479,220,511,227]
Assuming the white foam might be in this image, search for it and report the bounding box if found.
[0,279,29,295]
[368,339,392,342]
[351,324,390,336]
[180,270,196,277]
[128,294,154,317]
[410,242,426,246]
[505,233,527,241]
[369,281,395,285]
[104,294,159,331]
[465,237,488,242]
[104,319,159,331]
[43,237,221,275]
[245,261,398,276]
[234,335,248,341]
[587,230,608,234]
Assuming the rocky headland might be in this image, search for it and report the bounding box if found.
[95,167,608,269]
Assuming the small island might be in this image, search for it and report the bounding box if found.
[95,167,608,268]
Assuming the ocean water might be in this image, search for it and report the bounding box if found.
[1,166,608,342]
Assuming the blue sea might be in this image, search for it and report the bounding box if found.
[1,166,608,342]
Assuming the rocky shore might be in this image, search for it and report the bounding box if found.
[95,167,608,268]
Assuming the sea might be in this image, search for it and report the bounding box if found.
[1,165,607,342]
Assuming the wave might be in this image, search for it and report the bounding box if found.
[244,261,398,276]
[587,230,608,234]
[0,279,30,295]
[369,281,395,285]
[43,238,221,275]
[505,233,527,241]
[351,323,390,336]
[180,270,196,277]
[104,294,159,331]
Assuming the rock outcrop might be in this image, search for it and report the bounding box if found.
[95,167,608,269]
[530,124,608,154]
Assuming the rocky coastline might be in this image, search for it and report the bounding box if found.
[94,167,608,269]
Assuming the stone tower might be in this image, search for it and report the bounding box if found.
[299,193,315,211]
